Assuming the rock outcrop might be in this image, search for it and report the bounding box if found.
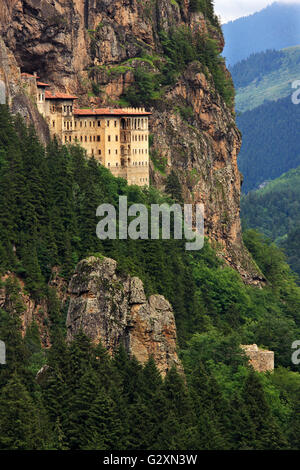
[67,256,181,375]
[0,36,50,144]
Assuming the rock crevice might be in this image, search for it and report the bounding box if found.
[67,256,182,375]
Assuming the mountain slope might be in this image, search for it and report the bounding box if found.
[231,46,300,112]
[0,0,260,281]
[241,165,300,278]
[237,95,300,193]
[223,2,300,65]
[241,165,300,241]
[1,107,300,450]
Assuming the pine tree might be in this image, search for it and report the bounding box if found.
[0,374,44,450]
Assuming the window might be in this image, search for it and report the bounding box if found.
[107,120,110,127]
[80,121,82,128]
[90,136,92,142]
[80,136,83,142]
[114,120,117,127]
[116,162,118,166]
[108,136,111,142]
[85,121,87,127]
[108,162,110,167]
[65,136,67,142]
[69,136,72,142]
[90,121,92,127]
[115,135,118,142]
[52,121,55,128]
[115,149,118,155]
[85,136,87,142]
[98,120,101,127]
[92,149,94,155]
[98,150,101,155]
[108,149,111,155]
[97,136,100,142]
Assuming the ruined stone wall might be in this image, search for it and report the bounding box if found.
[241,344,274,373]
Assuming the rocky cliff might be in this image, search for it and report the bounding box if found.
[67,256,181,375]
[0,0,262,282]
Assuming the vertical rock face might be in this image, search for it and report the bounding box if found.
[67,256,182,375]
[0,0,263,282]
[0,36,50,144]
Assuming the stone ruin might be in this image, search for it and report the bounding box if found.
[241,344,274,372]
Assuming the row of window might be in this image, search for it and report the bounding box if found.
[133,148,148,155]
[63,105,73,113]
[132,134,148,142]
[107,161,148,167]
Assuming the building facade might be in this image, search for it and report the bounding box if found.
[21,73,150,186]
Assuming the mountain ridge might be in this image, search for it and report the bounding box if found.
[223,2,300,65]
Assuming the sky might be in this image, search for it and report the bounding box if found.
[214,0,300,23]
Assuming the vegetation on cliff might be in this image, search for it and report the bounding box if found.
[0,109,300,449]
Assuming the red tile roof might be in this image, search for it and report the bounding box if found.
[45,91,78,100]
[37,81,50,87]
[74,108,151,116]
[21,72,40,79]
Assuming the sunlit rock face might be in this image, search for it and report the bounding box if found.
[0,0,263,283]
[67,256,182,376]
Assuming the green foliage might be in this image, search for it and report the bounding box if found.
[230,47,300,112]
[241,167,300,278]
[122,25,234,108]
[150,149,168,174]
[237,95,300,193]
[0,108,300,449]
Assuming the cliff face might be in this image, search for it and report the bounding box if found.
[67,256,181,376]
[0,0,262,282]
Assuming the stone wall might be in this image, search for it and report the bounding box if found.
[241,344,274,373]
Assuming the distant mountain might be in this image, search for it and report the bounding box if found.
[223,2,300,65]
[241,166,300,278]
[231,46,300,112]
[241,165,300,241]
[237,95,300,193]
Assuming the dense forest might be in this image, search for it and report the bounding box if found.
[1,108,300,450]
[241,166,300,278]
[237,95,300,193]
[230,49,286,89]
[222,2,300,65]
[230,46,300,112]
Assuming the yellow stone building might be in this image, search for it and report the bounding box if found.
[21,73,150,186]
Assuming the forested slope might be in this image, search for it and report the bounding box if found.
[237,95,300,193]
[230,46,300,112]
[241,166,300,278]
[1,108,300,449]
